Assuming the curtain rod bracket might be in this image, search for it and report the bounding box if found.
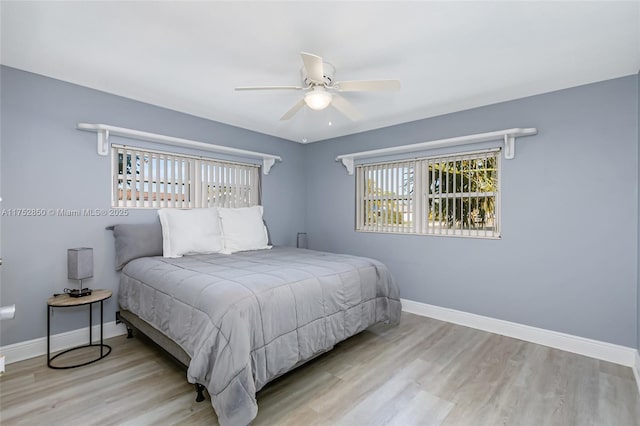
[341,158,354,175]
[263,158,275,175]
[97,129,109,156]
[503,134,516,159]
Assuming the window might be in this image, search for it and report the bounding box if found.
[356,148,500,238]
[111,144,260,209]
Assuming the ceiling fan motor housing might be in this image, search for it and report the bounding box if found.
[301,62,335,87]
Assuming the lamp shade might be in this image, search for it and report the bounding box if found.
[68,248,93,280]
[304,87,332,110]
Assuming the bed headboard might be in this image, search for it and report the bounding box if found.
[110,221,163,270]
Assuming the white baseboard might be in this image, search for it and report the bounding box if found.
[0,321,127,365]
[401,298,637,367]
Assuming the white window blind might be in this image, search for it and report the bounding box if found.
[357,160,416,233]
[356,148,500,238]
[111,144,260,209]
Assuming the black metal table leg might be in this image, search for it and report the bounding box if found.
[100,300,104,357]
[47,306,51,367]
[89,301,93,345]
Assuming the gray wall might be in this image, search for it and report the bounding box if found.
[637,70,640,353]
[0,66,306,345]
[2,66,638,351]
[305,75,639,348]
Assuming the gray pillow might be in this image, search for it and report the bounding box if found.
[113,221,163,270]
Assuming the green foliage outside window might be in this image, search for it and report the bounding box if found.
[428,156,497,230]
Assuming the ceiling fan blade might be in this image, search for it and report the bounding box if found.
[235,86,305,91]
[334,79,401,92]
[331,94,364,121]
[280,98,306,121]
[300,52,325,84]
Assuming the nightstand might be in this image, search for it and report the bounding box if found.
[47,289,112,369]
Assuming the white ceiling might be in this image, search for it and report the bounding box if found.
[1,1,639,144]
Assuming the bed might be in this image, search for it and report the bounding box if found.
[113,221,401,426]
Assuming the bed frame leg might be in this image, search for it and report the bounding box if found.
[195,384,205,402]
[126,327,134,339]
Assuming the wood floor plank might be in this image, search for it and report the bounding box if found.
[387,389,454,426]
[1,313,638,425]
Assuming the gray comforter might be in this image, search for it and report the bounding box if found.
[119,247,401,425]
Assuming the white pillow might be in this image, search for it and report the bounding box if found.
[157,208,224,258]
[218,206,271,254]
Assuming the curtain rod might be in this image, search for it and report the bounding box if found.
[77,123,282,175]
[335,127,537,174]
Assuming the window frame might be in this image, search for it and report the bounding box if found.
[111,144,261,209]
[355,148,501,239]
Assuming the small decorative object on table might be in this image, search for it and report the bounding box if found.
[67,247,93,297]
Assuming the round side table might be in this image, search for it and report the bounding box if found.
[47,289,113,369]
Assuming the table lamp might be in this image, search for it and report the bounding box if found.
[67,248,93,297]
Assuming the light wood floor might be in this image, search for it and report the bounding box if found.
[1,313,639,425]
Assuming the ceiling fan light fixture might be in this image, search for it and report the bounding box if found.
[304,87,332,110]
[239,52,399,121]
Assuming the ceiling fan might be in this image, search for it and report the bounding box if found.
[235,52,400,121]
